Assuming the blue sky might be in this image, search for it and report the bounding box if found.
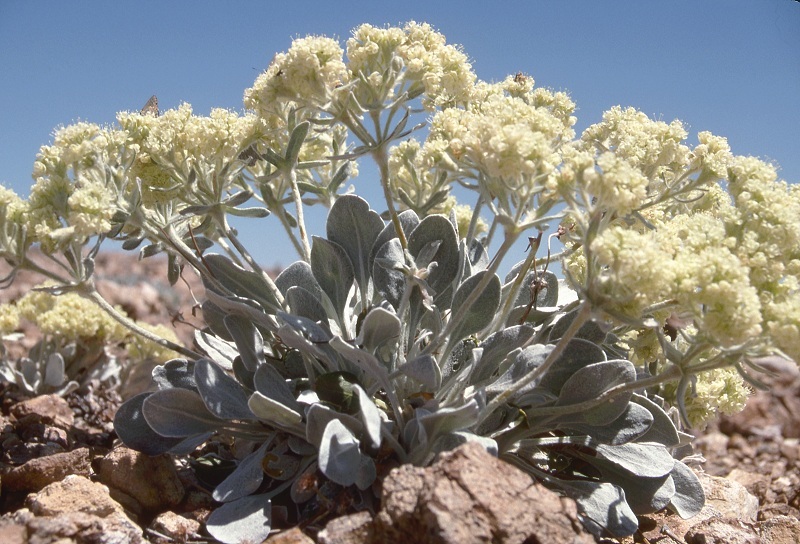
[1,1,798,270]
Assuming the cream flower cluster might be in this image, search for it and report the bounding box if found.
[9,287,129,342]
[244,36,348,117]
[346,22,476,110]
[26,123,127,251]
[664,368,750,430]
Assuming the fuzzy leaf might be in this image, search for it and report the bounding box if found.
[631,394,681,447]
[354,384,382,451]
[206,494,272,544]
[548,309,608,343]
[213,441,271,503]
[372,238,406,308]
[471,325,535,384]
[142,388,227,437]
[407,214,459,304]
[305,403,363,448]
[668,460,705,518]
[358,307,401,355]
[560,402,653,445]
[566,480,640,538]
[248,391,303,427]
[203,254,281,313]
[275,260,322,299]
[369,209,419,274]
[43,353,66,387]
[224,315,266,372]
[327,195,384,296]
[285,286,328,323]
[152,359,197,391]
[397,355,441,390]
[195,330,237,370]
[538,338,607,396]
[310,236,354,318]
[555,359,635,425]
[195,359,254,420]
[318,419,362,487]
[450,270,501,340]
[592,442,677,479]
[114,393,187,455]
[253,363,301,413]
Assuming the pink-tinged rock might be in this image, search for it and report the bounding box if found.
[149,511,202,543]
[2,447,91,492]
[10,394,74,429]
[266,526,317,544]
[371,442,594,544]
[95,446,185,511]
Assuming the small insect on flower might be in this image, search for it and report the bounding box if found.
[140,95,159,116]
[514,72,527,84]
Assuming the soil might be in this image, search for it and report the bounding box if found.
[1,251,798,542]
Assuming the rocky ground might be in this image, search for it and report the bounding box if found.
[0,252,799,543]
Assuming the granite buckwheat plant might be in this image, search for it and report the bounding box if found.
[2,22,799,542]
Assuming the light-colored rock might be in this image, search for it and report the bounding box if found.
[1,447,91,492]
[22,475,143,543]
[757,515,800,544]
[318,511,373,544]
[699,471,760,522]
[684,516,760,544]
[149,511,202,542]
[96,446,185,511]
[266,526,316,544]
[371,442,594,544]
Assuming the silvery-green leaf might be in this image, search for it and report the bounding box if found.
[152,359,196,391]
[539,338,607,396]
[305,403,364,448]
[467,239,489,272]
[485,344,553,399]
[415,400,480,448]
[286,286,328,324]
[224,314,266,372]
[253,363,301,413]
[114,393,187,455]
[471,325,535,385]
[275,261,322,299]
[310,236,354,318]
[233,356,256,391]
[195,359,254,420]
[354,385,382,451]
[285,121,309,164]
[358,307,401,355]
[560,402,653,445]
[142,388,227,437]
[548,309,608,343]
[369,209,419,274]
[372,238,406,308]
[166,432,214,456]
[200,301,234,341]
[203,254,281,313]
[396,355,441,390]
[632,394,681,447]
[592,442,677,479]
[407,215,459,304]
[206,494,272,544]
[355,454,377,490]
[326,195,384,297]
[430,431,498,457]
[450,270,501,341]
[329,336,389,385]
[668,460,705,518]
[278,312,332,344]
[43,353,66,387]
[213,441,272,503]
[195,330,237,369]
[554,359,634,425]
[505,262,560,308]
[248,391,303,427]
[318,419,362,487]
[562,480,639,538]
